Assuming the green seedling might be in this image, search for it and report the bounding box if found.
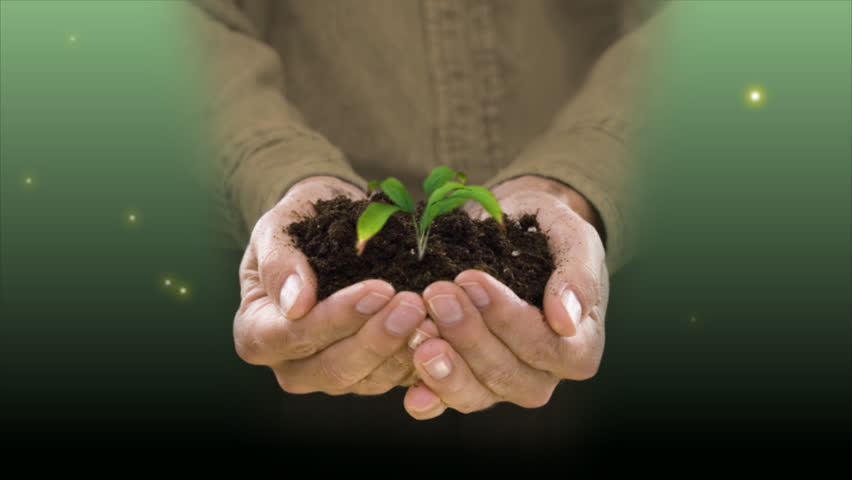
[356,166,503,260]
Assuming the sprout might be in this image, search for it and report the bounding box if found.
[356,166,503,260]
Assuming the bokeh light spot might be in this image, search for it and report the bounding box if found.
[744,85,767,108]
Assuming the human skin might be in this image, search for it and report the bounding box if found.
[402,176,610,419]
[234,174,607,409]
[233,176,438,395]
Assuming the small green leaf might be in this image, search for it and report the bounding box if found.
[379,178,414,213]
[356,202,402,255]
[435,196,469,216]
[456,171,467,185]
[418,195,470,236]
[423,166,456,198]
[449,186,503,228]
[425,181,466,208]
[421,181,467,233]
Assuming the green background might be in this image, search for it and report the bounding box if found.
[1,0,849,464]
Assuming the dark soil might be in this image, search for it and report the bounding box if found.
[287,194,555,309]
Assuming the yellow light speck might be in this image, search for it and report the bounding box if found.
[129,214,136,222]
[744,85,766,108]
[25,177,32,184]
[179,287,187,295]
[164,279,172,286]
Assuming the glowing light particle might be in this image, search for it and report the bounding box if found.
[164,279,172,286]
[129,214,136,222]
[744,85,766,108]
[25,177,32,184]
[179,287,187,295]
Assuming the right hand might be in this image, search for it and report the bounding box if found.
[234,176,437,395]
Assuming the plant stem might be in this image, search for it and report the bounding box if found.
[417,226,431,261]
[412,213,424,260]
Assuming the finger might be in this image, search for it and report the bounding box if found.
[252,179,364,320]
[408,319,439,352]
[253,210,317,321]
[455,269,601,380]
[412,338,498,414]
[423,282,557,408]
[234,279,394,365]
[273,292,427,393]
[350,319,441,395]
[537,201,607,338]
[403,382,447,420]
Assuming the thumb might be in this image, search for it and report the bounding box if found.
[260,242,317,321]
[249,176,365,320]
[539,208,607,338]
[252,205,318,321]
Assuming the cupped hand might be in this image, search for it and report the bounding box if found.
[403,176,609,418]
[235,176,437,395]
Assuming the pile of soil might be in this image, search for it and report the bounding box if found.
[287,194,555,309]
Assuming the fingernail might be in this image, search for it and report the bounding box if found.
[423,352,452,380]
[356,291,391,315]
[561,288,582,329]
[408,328,432,351]
[458,282,490,308]
[279,273,303,316]
[386,301,425,336]
[428,294,463,325]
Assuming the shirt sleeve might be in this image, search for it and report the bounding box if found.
[484,3,673,274]
[182,0,367,248]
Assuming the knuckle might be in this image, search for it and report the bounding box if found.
[570,356,601,381]
[487,311,514,334]
[236,315,318,363]
[352,379,393,396]
[362,333,396,360]
[519,382,557,409]
[281,332,318,359]
[454,400,477,414]
[234,337,263,365]
[380,354,415,384]
[522,335,557,369]
[480,364,518,396]
[328,310,369,341]
[274,370,311,395]
[256,244,284,272]
[328,310,354,331]
[233,320,266,365]
[270,323,316,360]
[579,261,602,302]
[318,352,361,388]
[454,393,493,414]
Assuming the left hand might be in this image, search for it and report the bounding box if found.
[403,176,609,419]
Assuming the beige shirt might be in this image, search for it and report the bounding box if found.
[183,0,670,272]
